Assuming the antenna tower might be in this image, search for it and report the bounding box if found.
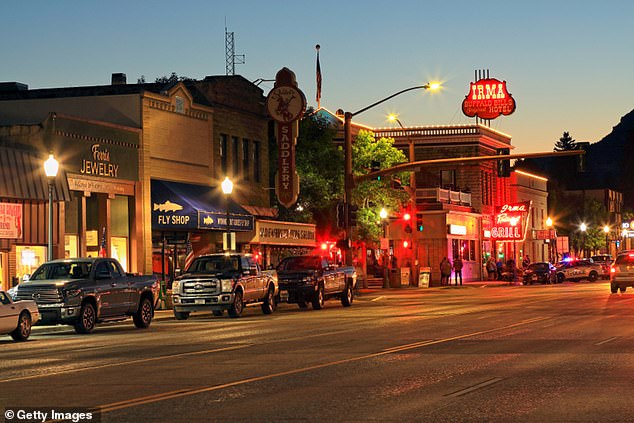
[225,23,245,75]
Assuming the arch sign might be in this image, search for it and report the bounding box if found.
[462,78,516,120]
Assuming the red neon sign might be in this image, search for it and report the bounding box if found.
[462,78,516,120]
[491,201,531,241]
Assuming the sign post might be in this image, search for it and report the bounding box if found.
[266,68,306,208]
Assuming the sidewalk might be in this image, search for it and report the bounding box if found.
[356,278,518,294]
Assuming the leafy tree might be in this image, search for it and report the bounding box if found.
[154,72,194,84]
[565,197,608,255]
[350,130,410,243]
[554,131,577,152]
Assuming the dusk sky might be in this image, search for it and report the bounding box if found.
[3,1,633,154]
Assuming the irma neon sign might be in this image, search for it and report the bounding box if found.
[462,78,516,120]
[491,201,531,241]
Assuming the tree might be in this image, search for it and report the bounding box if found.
[554,131,577,152]
[154,72,194,84]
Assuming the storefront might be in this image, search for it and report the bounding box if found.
[241,219,316,268]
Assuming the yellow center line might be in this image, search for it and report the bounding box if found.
[98,316,551,414]
[0,344,250,384]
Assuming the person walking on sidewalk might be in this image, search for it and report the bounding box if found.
[486,256,497,281]
[453,256,463,286]
[440,257,452,286]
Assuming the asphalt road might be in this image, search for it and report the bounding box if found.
[2,280,634,423]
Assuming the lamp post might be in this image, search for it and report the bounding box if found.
[342,83,440,265]
[546,217,553,263]
[44,153,59,261]
[580,222,587,258]
[604,225,610,256]
[379,208,390,289]
[221,177,233,251]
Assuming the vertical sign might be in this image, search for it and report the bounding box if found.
[0,202,22,239]
[266,68,306,208]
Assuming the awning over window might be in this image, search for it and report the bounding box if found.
[0,147,71,201]
[151,179,254,231]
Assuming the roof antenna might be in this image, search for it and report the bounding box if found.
[225,18,245,76]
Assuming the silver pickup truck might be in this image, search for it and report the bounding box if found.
[171,253,278,319]
[12,258,159,334]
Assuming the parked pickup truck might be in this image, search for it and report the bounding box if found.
[12,258,159,334]
[171,253,278,319]
[276,255,356,309]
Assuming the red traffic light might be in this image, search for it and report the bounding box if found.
[403,240,410,249]
[403,212,411,221]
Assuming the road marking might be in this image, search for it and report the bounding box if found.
[0,344,250,384]
[97,316,550,415]
[371,296,386,302]
[445,377,504,397]
[595,336,618,346]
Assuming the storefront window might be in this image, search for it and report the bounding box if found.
[111,236,128,271]
[452,239,477,262]
[16,245,46,282]
[64,235,79,258]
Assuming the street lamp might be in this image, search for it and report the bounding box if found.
[545,217,553,263]
[580,223,587,258]
[44,153,59,261]
[342,82,440,265]
[604,225,610,255]
[379,208,389,288]
[221,177,233,251]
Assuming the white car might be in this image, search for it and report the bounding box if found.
[0,290,40,341]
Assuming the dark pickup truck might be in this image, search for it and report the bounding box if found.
[276,255,356,309]
[12,258,159,334]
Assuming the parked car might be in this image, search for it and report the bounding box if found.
[609,251,634,293]
[522,262,557,284]
[591,254,613,279]
[171,253,278,319]
[276,255,356,309]
[12,258,159,334]
[0,290,40,341]
[555,259,602,283]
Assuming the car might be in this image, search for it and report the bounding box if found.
[609,252,634,293]
[591,254,613,279]
[555,259,602,283]
[0,290,40,341]
[522,262,557,284]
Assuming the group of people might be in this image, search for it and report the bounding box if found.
[439,256,464,286]
[485,255,531,282]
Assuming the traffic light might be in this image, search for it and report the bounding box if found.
[371,160,381,181]
[348,205,359,227]
[415,214,422,231]
[403,240,412,249]
[496,148,510,177]
[403,211,412,233]
[336,202,345,228]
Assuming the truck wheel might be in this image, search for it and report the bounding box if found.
[74,302,96,334]
[213,310,224,317]
[557,273,564,283]
[298,301,308,309]
[611,283,618,293]
[10,311,32,341]
[229,291,244,318]
[133,297,153,328]
[174,310,190,320]
[312,286,324,310]
[620,286,627,293]
[341,284,353,307]
[261,287,275,315]
[588,271,598,282]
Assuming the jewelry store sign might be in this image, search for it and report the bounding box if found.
[0,202,22,239]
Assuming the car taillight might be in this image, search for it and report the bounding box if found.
[610,266,616,273]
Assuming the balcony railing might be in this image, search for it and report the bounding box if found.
[416,187,472,206]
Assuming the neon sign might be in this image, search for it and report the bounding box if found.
[491,201,531,241]
[462,78,516,120]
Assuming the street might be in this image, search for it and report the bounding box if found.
[2,280,634,422]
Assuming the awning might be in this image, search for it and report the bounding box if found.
[0,146,71,201]
[151,179,254,231]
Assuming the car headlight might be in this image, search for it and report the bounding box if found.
[7,286,17,299]
[172,280,181,294]
[302,276,312,283]
[221,279,233,292]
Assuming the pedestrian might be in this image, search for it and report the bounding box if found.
[496,259,503,280]
[440,257,452,286]
[522,255,531,269]
[453,256,463,285]
[486,256,497,281]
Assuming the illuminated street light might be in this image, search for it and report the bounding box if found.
[44,153,59,261]
[342,82,441,265]
[546,217,554,263]
[379,208,389,289]
[580,223,587,258]
[604,225,610,255]
[221,177,234,251]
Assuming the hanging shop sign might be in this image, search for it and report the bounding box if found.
[462,78,516,120]
[266,67,306,208]
[491,201,531,241]
[0,202,22,239]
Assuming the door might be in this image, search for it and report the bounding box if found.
[322,258,338,294]
[93,261,127,316]
[240,256,260,301]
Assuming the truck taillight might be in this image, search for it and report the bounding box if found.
[610,266,616,273]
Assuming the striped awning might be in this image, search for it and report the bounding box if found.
[0,146,71,201]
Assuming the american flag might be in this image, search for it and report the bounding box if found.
[98,227,107,257]
[184,234,194,271]
[316,44,322,108]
